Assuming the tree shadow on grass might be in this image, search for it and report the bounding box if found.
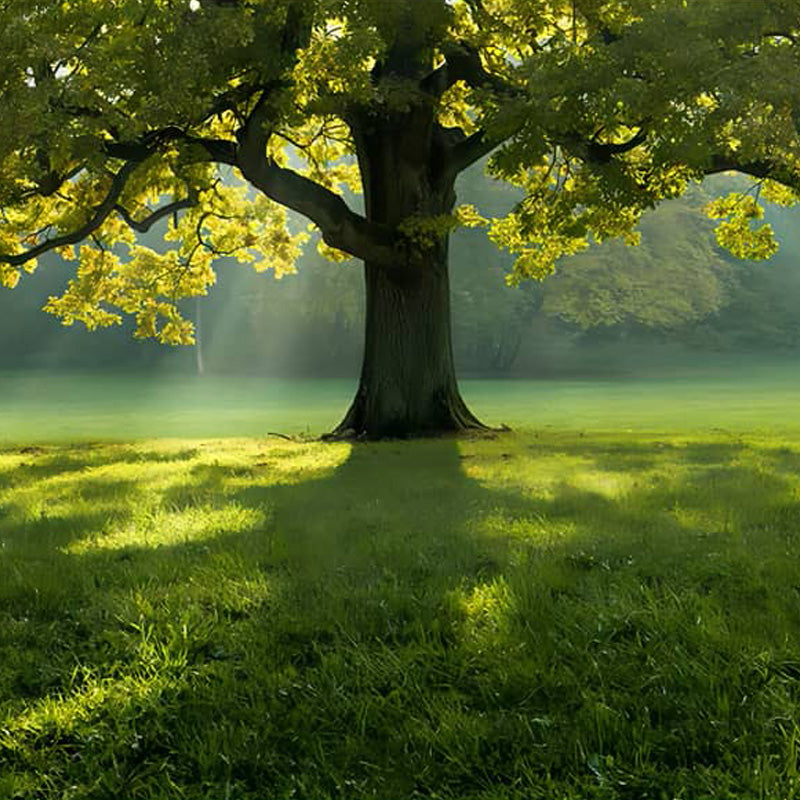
[3,433,800,798]
[520,432,750,474]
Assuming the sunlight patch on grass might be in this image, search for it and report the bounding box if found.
[65,502,266,554]
[457,448,594,496]
[456,435,662,498]
[472,508,579,548]
[670,503,734,536]
[245,440,352,485]
[456,578,516,651]
[2,671,179,745]
[568,469,639,498]
[0,439,351,559]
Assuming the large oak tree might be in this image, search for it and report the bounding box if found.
[1,0,799,437]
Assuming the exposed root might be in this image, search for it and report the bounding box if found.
[321,419,510,443]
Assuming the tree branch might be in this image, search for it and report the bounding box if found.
[445,129,501,177]
[705,155,773,178]
[236,90,396,265]
[419,61,451,98]
[238,154,395,265]
[114,196,197,233]
[705,154,800,191]
[18,128,235,208]
[420,41,523,177]
[103,129,236,165]
[586,129,648,163]
[557,128,649,165]
[444,122,648,182]
[0,160,142,266]
[29,163,85,198]
[421,40,519,98]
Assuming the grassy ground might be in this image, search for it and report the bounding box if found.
[3,429,800,798]
[5,356,800,442]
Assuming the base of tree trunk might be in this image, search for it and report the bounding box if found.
[325,384,492,441]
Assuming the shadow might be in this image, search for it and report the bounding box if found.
[3,433,800,797]
[521,433,748,475]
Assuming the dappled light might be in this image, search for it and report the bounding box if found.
[1,0,800,796]
[4,431,800,796]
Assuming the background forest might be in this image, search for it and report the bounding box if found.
[3,168,800,378]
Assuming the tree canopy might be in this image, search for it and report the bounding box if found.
[1,1,798,336]
[3,175,787,376]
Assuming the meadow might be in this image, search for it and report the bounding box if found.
[4,354,800,442]
[3,365,800,798]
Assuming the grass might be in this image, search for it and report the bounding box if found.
[5,355,800,442]
[3,428,800,797]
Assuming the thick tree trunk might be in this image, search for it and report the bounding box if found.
[331,110,489,439]
[333,244,486,439]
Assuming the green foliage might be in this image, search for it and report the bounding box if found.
[0,165,795,377]
[480,0,800,277]
[706,192,780,261]
[0,0,330,341]
[0,0,798,349]
[543,186,732,329]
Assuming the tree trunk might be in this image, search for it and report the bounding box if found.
[331,111,489,439]
[333,242,486,439]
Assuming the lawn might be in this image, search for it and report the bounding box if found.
[3,426,800,798]
[4,355,800,443]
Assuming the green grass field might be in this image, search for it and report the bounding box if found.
[3,367,800,798]
[4,355,800,442]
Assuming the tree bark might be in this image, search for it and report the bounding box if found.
[333,244,486,438]
[327,104,491,439]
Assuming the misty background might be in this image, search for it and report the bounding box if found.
[3,167,800,381]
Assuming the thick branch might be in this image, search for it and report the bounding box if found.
[558,128,649,166]
[421,40,519,98]
[586,129,648,164]
[421,41,523,177]
[30,163,85,198]
[1,126,235,266]
[444,122,648,182]
[445,129,501,177]
[419,61,451,98]
[114,196,196,233]
[104,130,236,165]
[705,154,800,191]
[238,154,395,265]
[237,91,395,265]
[0,160,141,267]
[201,81,265,123]
[184,135,237,165]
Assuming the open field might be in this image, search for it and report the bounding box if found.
[3,365,800,797]
[4,356,800,442]
[3,424,800,798]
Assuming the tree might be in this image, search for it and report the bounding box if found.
[541,185,732,332]
[0,0,799,437]
[450,173,736,375]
